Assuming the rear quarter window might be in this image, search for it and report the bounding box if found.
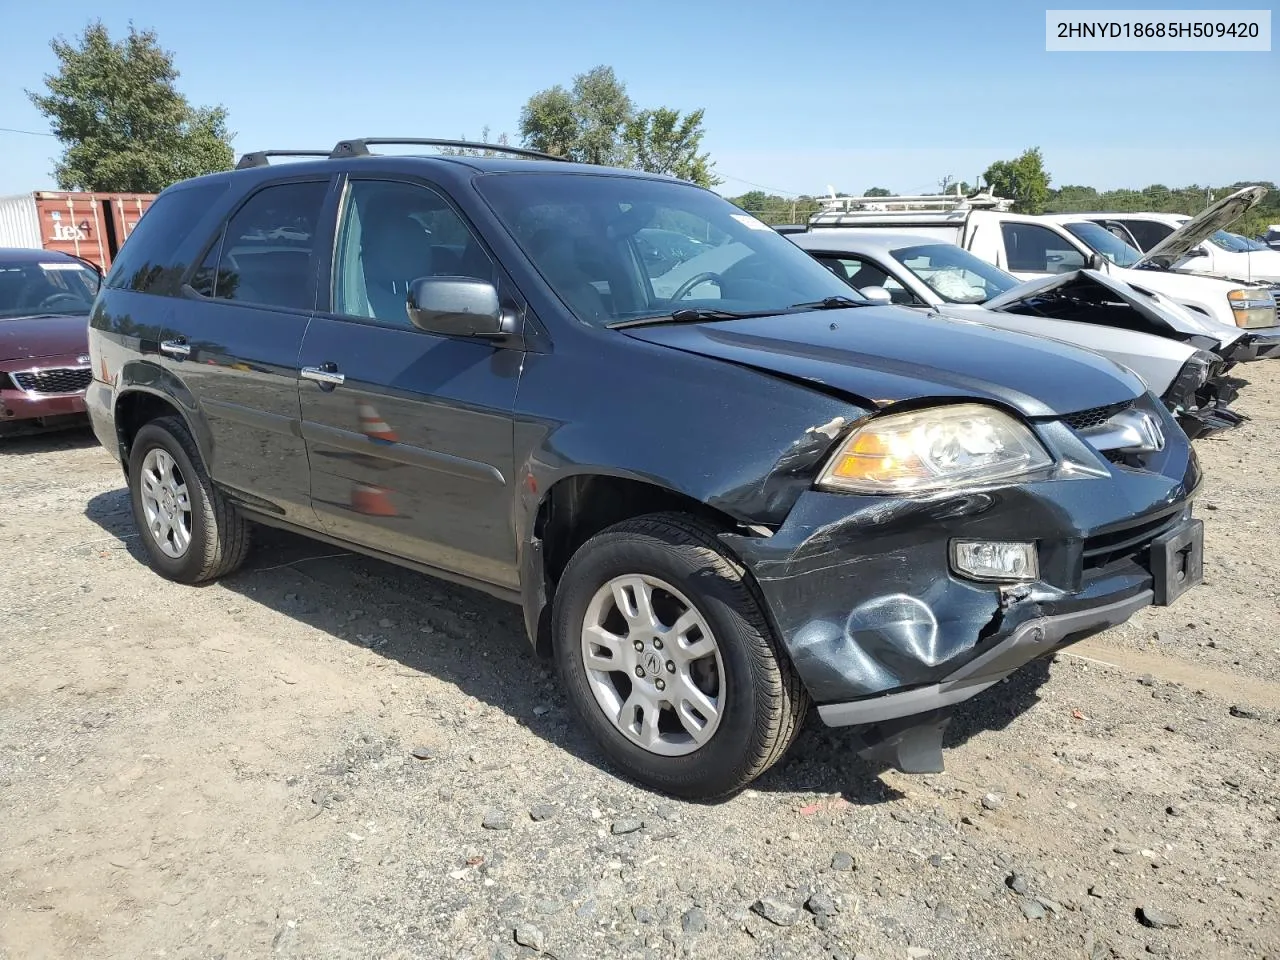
[105,182,229,296]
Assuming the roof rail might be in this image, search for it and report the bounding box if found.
[328,138,570,162]
[235,150,331,170]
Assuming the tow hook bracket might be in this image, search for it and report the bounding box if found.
[856,712,951,774]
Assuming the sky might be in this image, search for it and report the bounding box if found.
[0,0,1276,199]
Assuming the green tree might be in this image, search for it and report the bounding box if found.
[520,65,634,165]
[863,186,892,197]
[519,65,718,185]
[27,21,233,192]
[982,147,1051,214]
[623,107,719,187]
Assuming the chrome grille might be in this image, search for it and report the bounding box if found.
[1062,400,1134,432]
[11,367,92,395]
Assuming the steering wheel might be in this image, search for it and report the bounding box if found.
[670,271,724,302]
[37,293,87,311]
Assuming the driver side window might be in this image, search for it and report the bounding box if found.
[816,256,919,305]
[333,180,494,328]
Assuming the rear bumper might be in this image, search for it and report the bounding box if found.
[816,589,1151,725]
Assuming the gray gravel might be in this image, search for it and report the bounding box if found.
[2,364,1280,958]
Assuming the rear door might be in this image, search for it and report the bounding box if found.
[298,176,522,590]
[162,177,335,524]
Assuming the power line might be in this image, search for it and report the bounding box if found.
[717,171,807,197]
[0,126,56,137]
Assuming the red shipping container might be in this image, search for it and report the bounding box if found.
[0,191,155,271]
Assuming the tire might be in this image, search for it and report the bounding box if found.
[553,512,809,800]
[128,415,251,583]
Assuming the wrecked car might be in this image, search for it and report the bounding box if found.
[810,189,1279,361]
[787,229,1243,439]
[87,138,1204,799]
[1,247,101,436]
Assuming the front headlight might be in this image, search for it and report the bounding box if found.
[816,403,1053,494]
[1165,350,1216,410]
[1228,288,1276,329]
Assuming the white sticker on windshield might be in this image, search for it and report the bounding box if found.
[730,213,772,232]
[40,262,86,271]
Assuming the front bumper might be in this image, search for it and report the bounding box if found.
[722,416,1199,721]
[1225,327,1280,362]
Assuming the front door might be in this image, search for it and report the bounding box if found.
[161,178,333,523]
[298,177,522,590]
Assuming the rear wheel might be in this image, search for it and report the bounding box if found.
[128,416,251,583]
[553,513,808,799]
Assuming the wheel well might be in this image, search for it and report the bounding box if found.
[114,392,183,471]
[529,475,743,654]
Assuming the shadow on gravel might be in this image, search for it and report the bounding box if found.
[84,487,1057,805]
[0,424,97,455]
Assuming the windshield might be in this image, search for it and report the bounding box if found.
[889,243,1019,304]
[0,258,101,319]
[475,173,862,326]
[1063,222,1142,267]
[1209,230,1267,252]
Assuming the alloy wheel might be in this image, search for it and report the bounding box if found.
[580,574,726,757]
[139,447,192,559]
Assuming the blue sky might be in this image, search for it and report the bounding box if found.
[1,0,1276,198]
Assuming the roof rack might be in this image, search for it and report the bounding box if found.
[328,138,570,162]
[809,190,1013,226]
[235,150,331,170]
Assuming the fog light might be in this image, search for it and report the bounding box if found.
[950,540,1039,582]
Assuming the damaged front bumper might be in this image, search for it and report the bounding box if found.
[721,431,1200,753]
[1223,327,1280,362]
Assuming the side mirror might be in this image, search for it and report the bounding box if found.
[1185,246,1208,259]
[1085,253,1107,271]
[407,277,511,338]
[859,285,894,305]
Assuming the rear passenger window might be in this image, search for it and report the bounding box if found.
[332,180,494,327]
[105,183,228,296]
[196,180,329,311]
[1000,222,1085,274]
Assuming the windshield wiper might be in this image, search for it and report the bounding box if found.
[787,295,866,311]
[608,307,778,329]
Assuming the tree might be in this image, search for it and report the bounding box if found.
[863,187,892,197]
[623,108,719,187]
[27,21,234,192]
[982,147,1051,214]
[520,65,633,166]
[519,65,718,185]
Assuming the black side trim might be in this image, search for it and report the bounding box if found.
[300,420,506,486]
[240,509,521,605]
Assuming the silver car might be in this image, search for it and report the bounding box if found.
[787,229,1242,439]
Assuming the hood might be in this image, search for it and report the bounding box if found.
[623,306,1144,418]
[0,313,91,363]
[1135,186,1266,270]
[986,269,1201,334]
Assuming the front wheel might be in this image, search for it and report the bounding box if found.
[128,415,251,583]
[552,513,808,799]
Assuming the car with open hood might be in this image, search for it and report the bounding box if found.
[810,191,1280,362]
[1062,187,1280,285]
[783,229,1243,439]
[1,248,101,435]
[87,138,1204,799]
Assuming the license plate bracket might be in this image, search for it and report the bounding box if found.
[1151,518,1203,606]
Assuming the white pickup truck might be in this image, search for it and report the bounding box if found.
[810,189,1280,362]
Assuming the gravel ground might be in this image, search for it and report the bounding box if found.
[2,366,1277,960]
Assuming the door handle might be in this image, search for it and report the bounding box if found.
[160,339,190,358]
[300,364,345,387]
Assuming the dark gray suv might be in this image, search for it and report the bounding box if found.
[86,138,1204,798]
